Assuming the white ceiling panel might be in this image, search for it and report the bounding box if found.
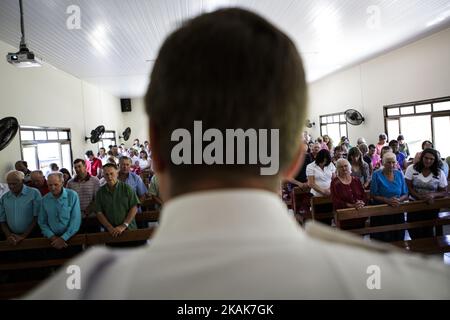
[0,0,449,98]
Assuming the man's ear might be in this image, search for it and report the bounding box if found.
[281,143,305,180]
[149,120,165,173]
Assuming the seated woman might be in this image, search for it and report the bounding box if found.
[306,149,336,225]
[357,143,373,175]
[331,145,344,166]
[368,144,380,170]
[370,152,409,242]
[347,147,371,189]
[413,140,433,164]
[331,159,367,230]
[374,146,402,171]
[322,135,333,154]
[405,148,448,239]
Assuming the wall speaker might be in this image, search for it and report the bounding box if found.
[121,98,132,112]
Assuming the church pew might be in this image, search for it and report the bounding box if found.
[335,197,450,254]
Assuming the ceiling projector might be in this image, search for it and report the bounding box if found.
[7,47,42,68]
[6,0,42,68]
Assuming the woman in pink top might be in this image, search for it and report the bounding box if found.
[368,144,380,169]
[375,133,387,155]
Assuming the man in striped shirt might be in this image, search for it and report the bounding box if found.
[67,159,100,232]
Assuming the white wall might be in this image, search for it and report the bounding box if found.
[0,40,124,182]
[121,98,149,148]
[307,27,450,147]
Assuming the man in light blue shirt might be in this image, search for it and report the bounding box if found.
[39,172,81,249]
[0,171,41,245]
[118,156,148,199]
[118,156,148,228]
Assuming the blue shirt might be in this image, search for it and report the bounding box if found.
[0,185,41,234]
[39,188,81,241]
[123,172,147,197]
[122,172,147,213]
[370,169,408,199]
[396,152,406,168]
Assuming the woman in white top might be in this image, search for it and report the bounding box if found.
[405,148,448,239]
[138,150,151,171]
[306,149,336,197]
[306,149,336,225]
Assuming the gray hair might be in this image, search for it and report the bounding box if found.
[382,152,397,164]
[336,158,350,169]
[357,137,366,145]
[47,172,64,182]
[5,170,25,181]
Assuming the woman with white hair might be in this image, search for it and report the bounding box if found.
[330,158,367,229]
[369,152,409,242]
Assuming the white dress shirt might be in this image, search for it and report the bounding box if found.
[25,189,450,299]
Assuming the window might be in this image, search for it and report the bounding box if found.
[384,96,450,158]
[20,127,73,175]
[98,130,116,151]
[320,112,347,147]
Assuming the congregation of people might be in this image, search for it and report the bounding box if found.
[0,139,162,252]
[285,132,450,242]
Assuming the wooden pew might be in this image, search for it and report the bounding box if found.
[0,228,157,299]
[311,190,372,222]
[335,197,450,254]
[81,210,161,228]
[290,187,312,224]
[0,234,85,252]
[85,228,155,246]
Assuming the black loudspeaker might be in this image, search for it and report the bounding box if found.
[121,98,132,112]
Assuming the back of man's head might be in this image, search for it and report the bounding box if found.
[146,8,307,195]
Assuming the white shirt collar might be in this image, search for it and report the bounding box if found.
[151,189,304,247]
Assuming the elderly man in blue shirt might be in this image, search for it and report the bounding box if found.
[0,170,42,245]
[38,172,81,250]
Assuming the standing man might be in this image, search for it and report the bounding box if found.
[38,173,81,250]
[67,159,100,232]
[15,161,32,184]
[0,171,41,245]
[95,163,140,245]
[85,150,102,178]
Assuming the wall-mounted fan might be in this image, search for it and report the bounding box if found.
[0,117,19,151]
[344,109,365,126]
[119,127,131,141]
[305,119,315,128]
[85,125,105,144]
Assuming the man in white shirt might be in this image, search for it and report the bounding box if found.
[26,8,450,299]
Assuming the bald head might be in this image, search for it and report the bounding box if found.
[48,173,64,197]
[6,170,25,195]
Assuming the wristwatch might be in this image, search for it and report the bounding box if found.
[123,222,129,229]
